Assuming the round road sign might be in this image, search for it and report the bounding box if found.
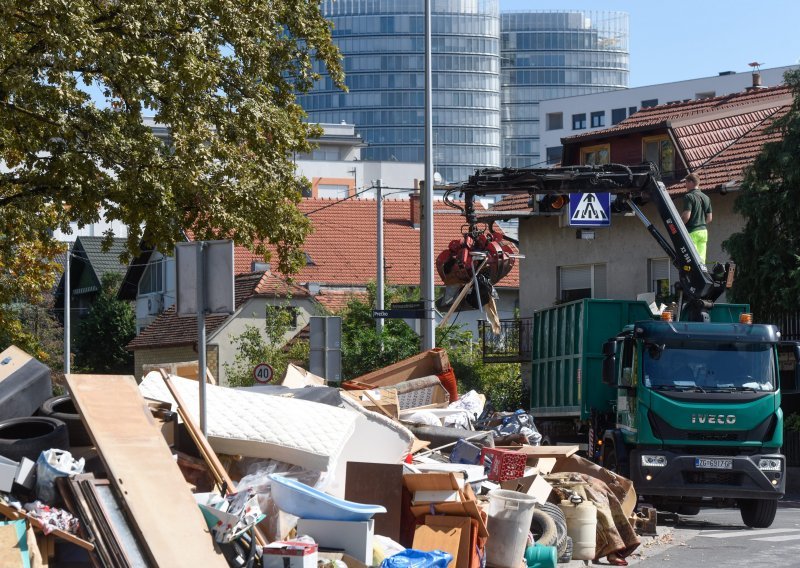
[253,363,275,384]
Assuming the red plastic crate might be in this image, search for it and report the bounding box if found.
[481,448,527,482]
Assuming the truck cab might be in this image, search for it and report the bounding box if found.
[602,317,793,527]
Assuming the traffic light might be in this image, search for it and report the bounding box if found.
[538,194,568,214]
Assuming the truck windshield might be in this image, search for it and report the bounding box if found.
[643,341,775,392]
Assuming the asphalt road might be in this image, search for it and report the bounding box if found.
[607,498,800,567]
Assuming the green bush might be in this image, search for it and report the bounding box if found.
[785,412,800,432]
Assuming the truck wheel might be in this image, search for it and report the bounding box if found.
[740,499,777,528]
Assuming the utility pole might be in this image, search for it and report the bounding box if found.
[421,0,436,351]
[64,243,71,375]
[376,179,384,341]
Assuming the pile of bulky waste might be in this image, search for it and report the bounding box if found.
[0,345,642,568]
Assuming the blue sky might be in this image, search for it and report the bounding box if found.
[500,0,800,87]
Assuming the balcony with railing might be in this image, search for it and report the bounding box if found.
[479,317,533,363]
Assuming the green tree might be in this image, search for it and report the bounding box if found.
[0,1,344,341]
[0,293,63,368]
[724,69,800,315]
[224,304,309,388]
[340,284,420,380]
[74,273,136,373]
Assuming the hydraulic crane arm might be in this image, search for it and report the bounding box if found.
[444,163,733,321]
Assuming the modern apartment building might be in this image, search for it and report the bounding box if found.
[501,11,630,168]
[539,65,797,165]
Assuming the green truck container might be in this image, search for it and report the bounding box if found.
[529,298,790,528]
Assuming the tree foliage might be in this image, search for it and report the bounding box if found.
[223,303,309,388]
[0,0,343,335]
[0,293,63,368]
[74,272,135,373]
[724,69,800,315]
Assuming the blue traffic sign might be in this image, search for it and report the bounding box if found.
[569,192,610,227]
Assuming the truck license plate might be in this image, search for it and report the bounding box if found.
[695,458,733,469]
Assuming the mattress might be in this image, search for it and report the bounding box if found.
[139,372,359,472]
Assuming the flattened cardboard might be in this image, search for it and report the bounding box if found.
[413,525,461,568]
[404,475,488,538]
[424,516,472,568]
[345,462,404,541]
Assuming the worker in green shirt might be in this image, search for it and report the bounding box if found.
[681,173,712,263]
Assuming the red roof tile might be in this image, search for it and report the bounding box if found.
[232,198,520,289]
[128,271,306,350]
[314,290,369,313]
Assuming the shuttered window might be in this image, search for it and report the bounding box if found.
[648,258,673,303]
[558,264,607,302]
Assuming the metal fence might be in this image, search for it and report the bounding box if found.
[758,311,800,340]
[480,318,533,363]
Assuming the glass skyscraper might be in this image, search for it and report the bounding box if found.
[301,0,501,184]
[501,11,630,168]
[300,6,629,181]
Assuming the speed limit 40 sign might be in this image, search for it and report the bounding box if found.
[253,363,275,384]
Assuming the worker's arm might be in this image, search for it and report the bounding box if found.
[681,209,691,223]
[706,212,713,224]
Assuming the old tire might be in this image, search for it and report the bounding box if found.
[538,501,568,555]
[39,395,92,447]
[530,508,559,548]
[558,536,573,563]
[0,416,69,462]
[740,499,778,528]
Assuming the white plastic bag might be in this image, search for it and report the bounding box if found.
[35,449,85,504]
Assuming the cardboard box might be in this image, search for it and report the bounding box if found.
[403,473,488,539]
[422,516,473,568]
[413,524,461,568]
[262,541,318,568]
[296,519,375,564]
[500,474,553,505]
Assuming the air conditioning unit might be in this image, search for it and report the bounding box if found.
[147,294,163,315]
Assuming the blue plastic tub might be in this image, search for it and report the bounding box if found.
[269,474,386,521]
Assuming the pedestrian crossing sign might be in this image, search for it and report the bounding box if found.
[569,192,610,227]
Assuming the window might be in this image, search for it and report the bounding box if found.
[317,184,350,199]
[628,106,638,116]
[641,99,658,109]
[611,108,626,125]
[648,258,674,304]
[572,113,586,130]
[642,135,675,176]
[590,111,605,128]
[580,144,610,165]
[546,112,563,130]
[695,91,715,100]
[558,264,607,302]
[546,146,563,165]
[139,260,163,295]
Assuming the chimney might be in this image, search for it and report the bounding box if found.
[410,191,421,229]
[746,62,765,91]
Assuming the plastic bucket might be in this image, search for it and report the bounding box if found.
[485,489,537,568]
[524,545,557,568]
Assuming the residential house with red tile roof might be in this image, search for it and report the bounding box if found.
[491,84,791,316]
[126,271,318,384]
[122,196,521,380]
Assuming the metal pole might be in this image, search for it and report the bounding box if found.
[376,179,385,341]
[421,0,436,350]
[197,241,208,436]
[64,244,71,375]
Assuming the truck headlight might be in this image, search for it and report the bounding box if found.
[641,455,668,467]
[757,458,782,472]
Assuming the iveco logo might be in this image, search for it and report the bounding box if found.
[692,414,736,424]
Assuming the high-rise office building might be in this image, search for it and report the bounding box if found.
[300,0,501,184]
[300,6,629,181]
[501,11,629,168]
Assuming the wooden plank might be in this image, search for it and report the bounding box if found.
[65,374,226,567]
[0,499,94,552]
[160,371,268,548]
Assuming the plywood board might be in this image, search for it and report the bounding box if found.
[345,463,404,541]
[412,525,461,568]
[65,374,226,567]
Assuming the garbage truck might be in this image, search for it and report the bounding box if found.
[438,163,798,527]
[529,298,793,528]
